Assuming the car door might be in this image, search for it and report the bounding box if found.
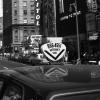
[48,89,100,100]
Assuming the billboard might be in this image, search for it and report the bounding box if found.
[30,35,42,53]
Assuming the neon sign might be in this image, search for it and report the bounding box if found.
[35,0,40,26]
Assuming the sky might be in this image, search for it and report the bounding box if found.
[0,0,2,17]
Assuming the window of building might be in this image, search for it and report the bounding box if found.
[14,2,17,7]
[23,1,27,7]
[13,18,17,24]
[30,10,35,16]
[30,1,35,7]
[30,30,35,35]
[14,30,19,43]
[15,29,18,34]
[14,10,17,16]
[23,10,27,15]
[23,18,28,23]
[23,30,28,35]
[30,18,35,24]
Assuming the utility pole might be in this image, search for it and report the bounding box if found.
[70,0,81,64]
[53,0,57,37]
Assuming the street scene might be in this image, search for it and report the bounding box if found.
[0,0,100,100]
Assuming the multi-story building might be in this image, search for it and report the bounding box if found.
[3,0,42,52]
[3,0,12,52]
[0,17,3,49]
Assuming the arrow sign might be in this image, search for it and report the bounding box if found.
[41,42,66,61]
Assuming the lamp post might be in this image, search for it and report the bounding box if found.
[70,0,81,64]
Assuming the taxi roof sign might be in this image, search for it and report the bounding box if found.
[41,42,66,61]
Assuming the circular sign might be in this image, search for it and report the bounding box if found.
[41,42,66,61]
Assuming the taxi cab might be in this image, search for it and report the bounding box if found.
[1,41,100,100]
[0,65,100,100]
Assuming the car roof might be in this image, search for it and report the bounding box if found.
[0,64,100,94]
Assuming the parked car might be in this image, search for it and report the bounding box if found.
[28,53,42,65]
[0,65,100,100]
[81,52,100,65]
[21,54,31,64]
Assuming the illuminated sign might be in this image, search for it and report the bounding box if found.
[59,0,64,13]
[30,35,42,53]
[47,37,63,43]
[30,35,42,44]
[41,42,66,61]
[88,32,99,40]
[35,0,40,26]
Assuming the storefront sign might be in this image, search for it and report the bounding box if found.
[41,42,66,61]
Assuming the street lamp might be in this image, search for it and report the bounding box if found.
[69,0,81,64]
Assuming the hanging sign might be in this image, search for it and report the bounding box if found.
[41,42,66,61]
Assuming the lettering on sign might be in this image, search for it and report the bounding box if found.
[41,43,66,61]
[35,0,40,26]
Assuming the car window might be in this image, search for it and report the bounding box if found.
[2,84,23,100]
[50,91,100,100]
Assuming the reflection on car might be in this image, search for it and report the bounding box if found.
[0,65,100,100]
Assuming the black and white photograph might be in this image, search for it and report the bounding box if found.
[0,0,100,100]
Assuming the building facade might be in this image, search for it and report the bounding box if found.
[3,0,12,52]
[3,0,42,52]
[0,17,3,49]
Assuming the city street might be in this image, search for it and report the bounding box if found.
[0,59,29,70]
[1,58,100,79]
